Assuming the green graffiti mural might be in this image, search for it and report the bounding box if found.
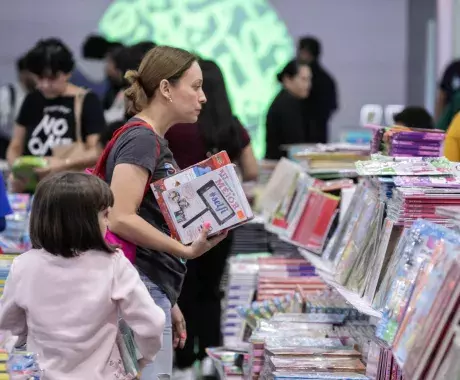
[98,0,294,158]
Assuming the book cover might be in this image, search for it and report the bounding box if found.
[157,164,253,244]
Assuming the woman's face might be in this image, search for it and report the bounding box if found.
[285,65,312,99]
[168,61,207,123]
[34,72,70,99]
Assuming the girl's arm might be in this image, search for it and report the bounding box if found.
[112,252,165,361]
[0,261,27,343]
[109,163,226,260]
[239,145,258,182]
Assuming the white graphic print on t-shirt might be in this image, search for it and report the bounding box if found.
[28,105,74,156]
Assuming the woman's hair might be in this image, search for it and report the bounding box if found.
[124,45,196,114]
[30,172,116,258]
[24,38,75,78]
[276,60,307,83]
[197,59,245,161]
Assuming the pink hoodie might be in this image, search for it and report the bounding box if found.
[0,248,165,380]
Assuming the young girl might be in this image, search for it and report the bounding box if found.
[0,172,165,380]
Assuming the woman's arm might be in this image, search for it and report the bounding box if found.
[109,163,226,260]
[6,124,26,166]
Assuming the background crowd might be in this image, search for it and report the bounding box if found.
[1,25,460,380]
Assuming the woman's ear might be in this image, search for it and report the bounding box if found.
[159,79,172,102]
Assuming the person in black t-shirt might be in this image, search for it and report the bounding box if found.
[298,36,338,143]
[265,60,312,160]
[103,46,227,380]
[7,38,105,192]
[435,60,460,120]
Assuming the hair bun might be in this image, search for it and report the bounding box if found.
[124,69,140,85]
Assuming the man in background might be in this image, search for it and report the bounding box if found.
[298,36,338,143]
[0,55,35,159]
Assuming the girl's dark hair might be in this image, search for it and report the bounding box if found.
[30,172,116,258]
[25,38,75,78]
[124,45,196,114]
[276,59,308,83]
[198,59,245,161]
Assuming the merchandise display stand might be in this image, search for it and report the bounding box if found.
[212,129,460,380]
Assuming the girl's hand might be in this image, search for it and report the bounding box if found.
[181,223,228,260]
[171,304,186,349]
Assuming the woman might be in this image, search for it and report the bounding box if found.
[166,59,258,379]
[102,46,227,380]
[7,38,105,190]
[265,60,312,160]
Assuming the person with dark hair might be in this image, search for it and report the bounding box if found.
[6,38,106,192]
[393,106,434,129]
[0,54,35,158]
[298,36,338,143]
[265,60,312,160]
[95,45,227,380]
[0,172,166,379]
[435,59,460,120]
[166,59,258,380]
[103,42,158,127]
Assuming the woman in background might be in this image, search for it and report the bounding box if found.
[166,59,258,380]
[265,60,312,160]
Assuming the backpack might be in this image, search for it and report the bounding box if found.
[87,120,160,263]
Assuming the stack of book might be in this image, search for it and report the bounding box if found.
[222,256,261,345]
[256,257,326,301]
[370,125,445,157]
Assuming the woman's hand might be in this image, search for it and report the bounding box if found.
[171,304,187,349]
[181,223,228,260]
[34,157,67,179]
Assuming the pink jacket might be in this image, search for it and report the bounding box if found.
[0,248,165,380]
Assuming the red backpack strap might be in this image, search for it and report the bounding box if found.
[92,121,155,195]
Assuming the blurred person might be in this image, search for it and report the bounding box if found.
[96,46,228,380]
[6,38,106,192]
[166,59,257,380]
[435,59,460,120]
[393,106,434,129]
[71,35,121,98]
[104,42,158,125]
[444,111,460,162]
[298,36,338,143]
[0,55,35,159]
[265,60,312,160]
[438,90,460,132]
[103,45,126,111]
